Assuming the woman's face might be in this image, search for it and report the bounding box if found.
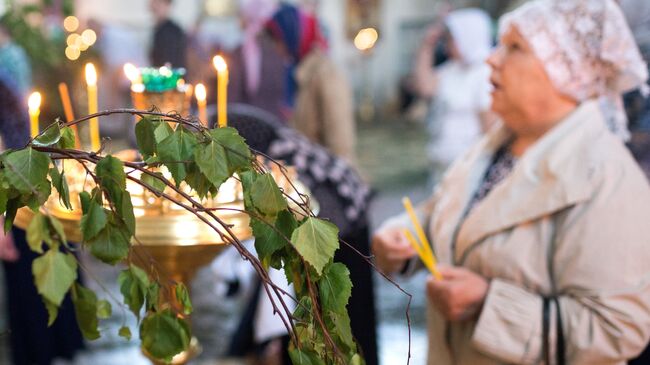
[487,25,574,135]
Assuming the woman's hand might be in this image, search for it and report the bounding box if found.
[427,266,489,322]
[0,227,19,262]
[371,227,417,274]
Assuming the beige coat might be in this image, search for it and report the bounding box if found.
[292,50,356,164]
[381,100,650,364]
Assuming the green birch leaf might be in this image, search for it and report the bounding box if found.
[250,173,287,216]
[48,215,67,246]
[135,117,156,158]
[33,122,61,147]
[89,221,130,265]
[26,212,49,253]
[117,190,135,235]
[95,155,126,202]
[288,348,325,365]
[209,127,252,173]
[4,198,20,233]
[239,170,256,211]
[175,283,193,315]
[119,326,132,341]
[79,191,91,213]
[140,310,191,362]
[80,199,108,241]
[97,299,112,319]
[290,218,339,275]
[118,265,149,319]
[153,120,174,144]
[3,147,51,193]
[0,184,7,215]
[57,126,76,149]
[157,127,198,184]
[145,282,160,312]
[319,263,352,315]
[44,299,58,326]
[184,164,212,199]
[32,250,77,306]
[49,166,71,210]
[141,172,166,194]
[251,210,297,264]
[71,283,100,340]
[194,140,229,189]
[22,181,51,212]
[326,311,355,351]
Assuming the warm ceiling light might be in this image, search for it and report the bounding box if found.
[354,27,379,51]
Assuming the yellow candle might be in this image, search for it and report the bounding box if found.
[212,55,229,128]
[402,197,442,279]
[195,83,207,127]
[57,82,81,148]
[85,63,100,151]
[28,92,41,138]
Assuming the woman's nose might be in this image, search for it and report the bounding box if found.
[486,47,503,69]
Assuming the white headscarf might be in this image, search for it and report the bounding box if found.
[499,0,648,140]
[445,8,493,66]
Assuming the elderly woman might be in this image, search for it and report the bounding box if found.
[372,1,650,364]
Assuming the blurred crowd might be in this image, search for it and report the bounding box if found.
[1,0,650,364]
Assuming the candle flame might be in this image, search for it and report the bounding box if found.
[123,63,140,82]
[212,55,227,72]
[195,83,206,102]
[85,63,97,86]
[28,92,42,111]
[354,27,379,51]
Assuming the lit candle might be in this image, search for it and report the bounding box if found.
[85,63,100,150]
[28,92,41,138]
[195,83,207,127]
[212,55,228,128]
[57,82,81,148]
[123,62,142,90]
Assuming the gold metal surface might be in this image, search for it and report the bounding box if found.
[132,89,191,116]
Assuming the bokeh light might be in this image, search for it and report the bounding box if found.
[63,16,79,32]
[65,46,80,60]
[354,27,379,51]
[81,29,97,46]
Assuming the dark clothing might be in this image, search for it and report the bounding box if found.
[0,72,84,364]
[228,36,288,122]
[3,229,85,365]
[150,19,187,68]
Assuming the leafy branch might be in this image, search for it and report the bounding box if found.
[1,109,379,364]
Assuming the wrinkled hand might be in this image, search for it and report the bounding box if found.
[427,266,489,322]
[371,227,417,274]
[0,228,19,262]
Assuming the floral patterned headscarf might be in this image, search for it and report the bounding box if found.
[500,0,648,140]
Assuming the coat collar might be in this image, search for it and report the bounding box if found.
[450,100,607,264]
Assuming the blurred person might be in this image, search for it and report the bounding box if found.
[413,8,494,178]
[265,4,357,165]
[372,1,650,364]
[149,0,187,68]
[0,69,85,365]
[227,0,286,120]
[0,23,31,97]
